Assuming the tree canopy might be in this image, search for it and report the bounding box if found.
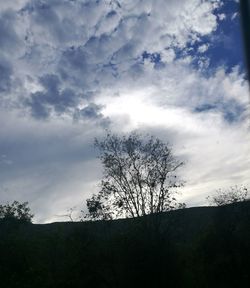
[207,185,249,206]
[85,132,185,220]
[0,201,33,222]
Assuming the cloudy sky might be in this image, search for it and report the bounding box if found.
[0,0,249,223]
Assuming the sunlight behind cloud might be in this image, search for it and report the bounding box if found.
[100,89,208,134]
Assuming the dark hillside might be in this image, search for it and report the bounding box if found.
[0,201,250,288]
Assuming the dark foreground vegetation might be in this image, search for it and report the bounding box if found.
[0,201,250,288]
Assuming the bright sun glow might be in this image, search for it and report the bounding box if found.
[100,90,214,135]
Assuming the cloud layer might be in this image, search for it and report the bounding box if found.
[0,0,222,117]
[0,0,249,222]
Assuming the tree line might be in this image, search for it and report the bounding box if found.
[0,132,249,222]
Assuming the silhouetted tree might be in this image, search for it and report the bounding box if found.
[0,201,33,222]
[55,206,79,222]
[85,132,185,220]
[207,185,249,206]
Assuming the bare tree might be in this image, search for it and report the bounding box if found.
[54,207,79,222]
[85,132,185,220]
[207,185,249,206]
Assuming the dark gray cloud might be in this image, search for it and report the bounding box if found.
[59,46,91,87]
[25,73,110,122]
[0,11,21,53]
[0,58,12,93]
[73,103,110,127]
[0,11,20,94]
[194,99,246,123]
[74,103,103,120]
[25,74,78,118]
[29,0,80,44]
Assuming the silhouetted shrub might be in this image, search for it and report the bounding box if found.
[207,185,249,206]
[0,201,33,222]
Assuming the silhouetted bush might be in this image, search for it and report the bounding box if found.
[0,201,33,223]
[207,185,249,206]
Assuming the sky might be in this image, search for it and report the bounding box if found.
[0,0,249,223]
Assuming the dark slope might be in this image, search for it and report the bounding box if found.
[0,201,250,288]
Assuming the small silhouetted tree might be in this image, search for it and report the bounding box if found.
[207,185,249,206]
[0,201,34,222]
[85,132,185,220]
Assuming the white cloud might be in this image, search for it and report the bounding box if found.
[231,12,238,20]
[218,13,226,21]
[0,0,29,12]
[161,49,176,63]
[198,44,209,53]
